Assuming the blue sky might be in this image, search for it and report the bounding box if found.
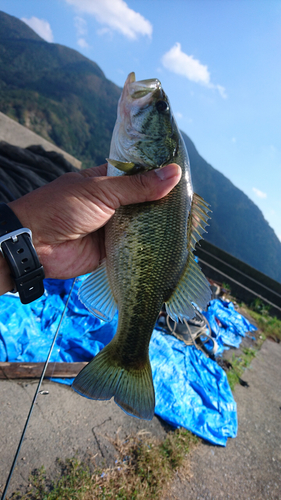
[1,0,281,240]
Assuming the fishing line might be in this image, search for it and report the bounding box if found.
[48,279,77,380]
[1,277,76,500]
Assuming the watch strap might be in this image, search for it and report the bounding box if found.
[0,203,45,304]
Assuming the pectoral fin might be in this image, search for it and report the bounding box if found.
[106,158,135,172]
[165,193,211,321]
[79,260,117,322]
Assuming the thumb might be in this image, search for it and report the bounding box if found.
[94,163,182,209]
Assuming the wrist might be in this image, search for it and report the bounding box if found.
[8,198,61,281]
[0,255,15,295]
[0,203,45,303]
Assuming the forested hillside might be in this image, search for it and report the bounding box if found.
[184,133,281,282]
[0,11,120,168]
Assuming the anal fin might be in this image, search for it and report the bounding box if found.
[165,252,211,321]
[165,193,211,321]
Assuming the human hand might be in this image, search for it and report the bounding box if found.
[7,163,181,282]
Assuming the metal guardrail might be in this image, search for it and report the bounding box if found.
[195,240,281,317]
[198,256,281,313]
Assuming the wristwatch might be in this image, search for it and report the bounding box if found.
[0,203,45,304]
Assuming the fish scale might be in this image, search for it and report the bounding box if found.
[73,72,211,419]
[106,197,187,362]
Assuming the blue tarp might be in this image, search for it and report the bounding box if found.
[202,299,257,355]
[151,331,237,445]
[0,277,256,446]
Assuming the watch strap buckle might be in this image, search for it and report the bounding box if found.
[0,228,32,254]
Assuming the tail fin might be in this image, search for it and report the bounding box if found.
[72,343,155,420]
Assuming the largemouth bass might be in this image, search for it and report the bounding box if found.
[73,72,211,420]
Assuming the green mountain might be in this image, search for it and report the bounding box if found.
[0,11,120,168]
[1,10,281,283]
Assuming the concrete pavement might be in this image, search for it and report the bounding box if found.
[1,339,280,499]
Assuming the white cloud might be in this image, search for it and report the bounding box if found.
[252,187,267,199]
[74,16,87,37]
[216,85,227,99]
[77,38,89,48]
[162,43,226,98]
[97,27,111,37]
[21,17,54,42]
[162,43,209,84]
[65,0,152,40]
[74,16,89,47]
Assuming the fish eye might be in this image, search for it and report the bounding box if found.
[156,100,169,113]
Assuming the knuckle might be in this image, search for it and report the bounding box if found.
[132,172,151,192]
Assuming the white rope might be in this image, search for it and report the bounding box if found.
[165,310,218,356]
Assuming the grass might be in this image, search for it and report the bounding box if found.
[224,297,281,390]
[10,429,198,500]
[246,303,281,343]
[236,298,281,343]
[226,347,257,391]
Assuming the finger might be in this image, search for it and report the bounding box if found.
[80,163,108,178]
[90,164,182,210]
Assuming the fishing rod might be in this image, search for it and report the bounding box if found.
[1,278,76,500]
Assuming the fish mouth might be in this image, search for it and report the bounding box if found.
[124,72,161,100]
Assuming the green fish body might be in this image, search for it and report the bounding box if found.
[73,73,211,419]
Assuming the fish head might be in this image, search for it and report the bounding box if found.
[110,72,179,172]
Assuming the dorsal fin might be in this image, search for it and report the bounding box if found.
[165,194,211,321]
[187,193,211,251]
